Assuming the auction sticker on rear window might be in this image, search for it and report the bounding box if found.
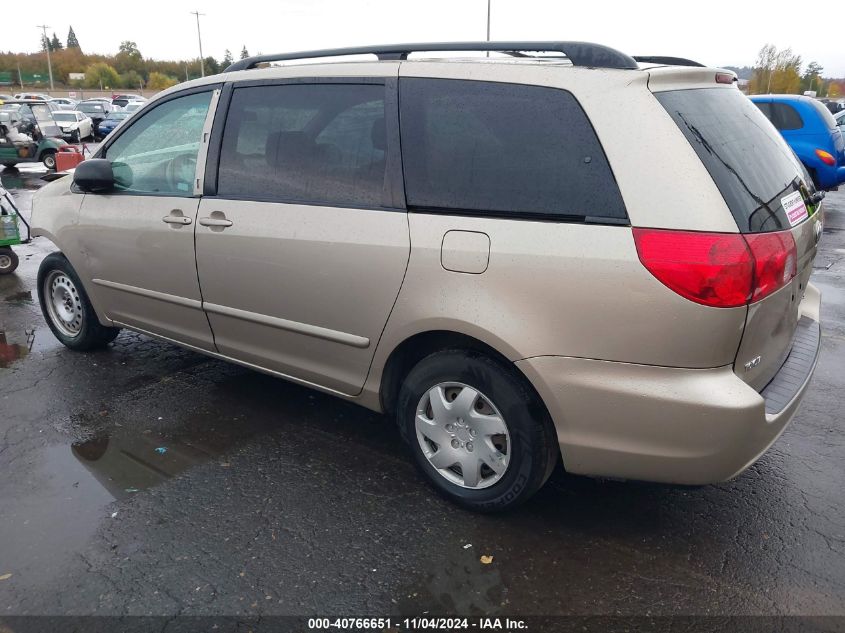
[781,191,808,226]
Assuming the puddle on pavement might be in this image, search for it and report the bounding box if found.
[0,329,34,367]
[70,430,224,500]
[396,556,506,615]
[0,427,227,585]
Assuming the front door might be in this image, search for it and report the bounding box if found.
[76,89,218,351]
[195,79,409,395]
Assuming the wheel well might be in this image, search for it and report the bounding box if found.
[381,330,543,415]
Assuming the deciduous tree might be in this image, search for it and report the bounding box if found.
[147,72,178,90]
[84,62,120,89]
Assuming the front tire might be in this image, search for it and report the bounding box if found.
[37,252,120,350]
[396,350,558,512]
[0,247,18,274]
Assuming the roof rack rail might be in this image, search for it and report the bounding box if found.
[633,56,705,68]
[224,41,639,72]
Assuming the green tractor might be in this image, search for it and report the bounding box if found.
[0,104,67,170]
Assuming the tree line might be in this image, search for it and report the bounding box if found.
[2,29,253,91]
[748,44,843,98]
[7,35,844,98]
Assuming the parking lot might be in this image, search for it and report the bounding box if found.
[1,164,845,626]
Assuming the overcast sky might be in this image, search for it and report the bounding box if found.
[13,0,845,77]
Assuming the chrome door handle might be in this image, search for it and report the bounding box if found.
[162,215,192,225]
[198,217,233,228]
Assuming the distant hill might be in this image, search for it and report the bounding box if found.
[722,66,754,80]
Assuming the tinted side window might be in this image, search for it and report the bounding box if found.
[771,103,803,130]
[217,84,386,207]
[399,78,626,221]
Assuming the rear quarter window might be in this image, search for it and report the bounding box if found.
[657,88,806,233]
[399,78,627,222]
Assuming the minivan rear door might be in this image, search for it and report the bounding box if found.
[195,77,409,396]
[656,87,822,391]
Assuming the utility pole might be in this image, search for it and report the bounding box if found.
[191,11,206,77]
[485,0,491,57]
[36,24,55,90]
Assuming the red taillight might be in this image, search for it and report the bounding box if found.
[745,232,797,302]
[815,149,836,166]
[633,228,797,308]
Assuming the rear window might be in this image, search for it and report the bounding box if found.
[399,78,627,222]
[657,88,805,233]
[808,99,838,129]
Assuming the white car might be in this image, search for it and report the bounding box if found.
[50,98,79,111]
[123,101,145,114]
[14,92,53,101]
[52,110,93,142]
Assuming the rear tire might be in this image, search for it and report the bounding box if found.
[42,150,56,170]
[0,247,18,274]
[396,350,558,512]
[37,252,120,351]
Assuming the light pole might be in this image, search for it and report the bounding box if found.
[36,24,55,90]
[191,11,206,77]
[486,0,491,57]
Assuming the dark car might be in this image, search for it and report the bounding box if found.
[77,100,114,133]
[95,110,131,138]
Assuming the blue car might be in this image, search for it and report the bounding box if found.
[750,94,845,190]
[95,111,131,139]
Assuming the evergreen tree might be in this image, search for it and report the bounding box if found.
[67,26,81,50]
[240,46,250,60]
[222,49,233,68]
[40,33,50,52]
[50,33,63,51]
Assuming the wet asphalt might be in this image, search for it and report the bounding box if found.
[1,165,844,624]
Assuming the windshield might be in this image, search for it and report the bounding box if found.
[106,112,129,120]
[79,103,103,113]
[29,104,54,122]
[657,88,806,233]
[53,113,76,122]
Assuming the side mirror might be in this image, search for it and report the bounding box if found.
[73,159,115,193]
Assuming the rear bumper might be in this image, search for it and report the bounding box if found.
[516,286,822,485]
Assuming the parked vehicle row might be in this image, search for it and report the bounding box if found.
[30,43,823,511]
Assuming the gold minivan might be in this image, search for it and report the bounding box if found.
[31,43,823,511]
